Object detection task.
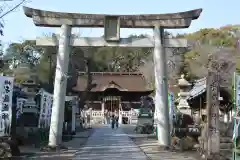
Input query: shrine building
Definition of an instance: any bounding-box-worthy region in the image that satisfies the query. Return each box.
[72,72,153,124]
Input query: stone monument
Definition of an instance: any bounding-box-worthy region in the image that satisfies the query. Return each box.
[21,78,39,114]
[23,6,202,148]
[205,56,221,159]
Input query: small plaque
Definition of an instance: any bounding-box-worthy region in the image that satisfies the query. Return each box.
[104,16,120,42]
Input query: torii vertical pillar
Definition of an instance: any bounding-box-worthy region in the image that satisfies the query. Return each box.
[153,27,170,146]
[48,24,71,147]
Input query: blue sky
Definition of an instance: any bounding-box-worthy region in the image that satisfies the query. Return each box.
[1,0,239,47]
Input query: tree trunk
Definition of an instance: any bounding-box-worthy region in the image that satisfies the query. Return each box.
[79,58,96,107]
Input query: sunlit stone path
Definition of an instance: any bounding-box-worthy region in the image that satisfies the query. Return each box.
[72,126,149,160]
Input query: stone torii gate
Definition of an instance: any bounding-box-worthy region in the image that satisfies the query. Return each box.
[23,6,202,148]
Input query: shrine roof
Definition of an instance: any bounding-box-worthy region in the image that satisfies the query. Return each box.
[187,77,230,101]
[187,77,206,100]
[72,72,151,92]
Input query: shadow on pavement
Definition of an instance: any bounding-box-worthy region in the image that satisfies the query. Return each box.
[14,128,95,160]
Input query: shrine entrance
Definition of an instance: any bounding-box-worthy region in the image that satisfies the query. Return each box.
[104,96,120,114]
[102,85,122,115]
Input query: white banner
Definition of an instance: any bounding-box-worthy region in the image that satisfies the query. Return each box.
[38,90,53,128]
[16,98,27,119]
[169,92,175,119]
[168,92,175,132]
[236,75,240,108]
[0,76,14,136]
[233,74,240,140]
[38,90,78,129]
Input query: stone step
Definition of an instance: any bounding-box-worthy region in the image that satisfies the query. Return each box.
[220,149,232,153]
[220,137,232,149]
[220,137,232,143]
[198,137,232,149]
[220,143,233,149]
[199,137,232,143]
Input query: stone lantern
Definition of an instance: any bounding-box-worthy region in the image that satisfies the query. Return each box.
[177,74,192,115]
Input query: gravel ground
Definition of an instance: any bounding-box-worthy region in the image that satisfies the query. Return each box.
[121,125,202,160]
[14,128,95,160]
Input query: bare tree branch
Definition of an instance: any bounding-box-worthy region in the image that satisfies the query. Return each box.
[0,0,27,18]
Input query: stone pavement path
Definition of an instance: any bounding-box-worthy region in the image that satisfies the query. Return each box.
[72,126,149,160]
